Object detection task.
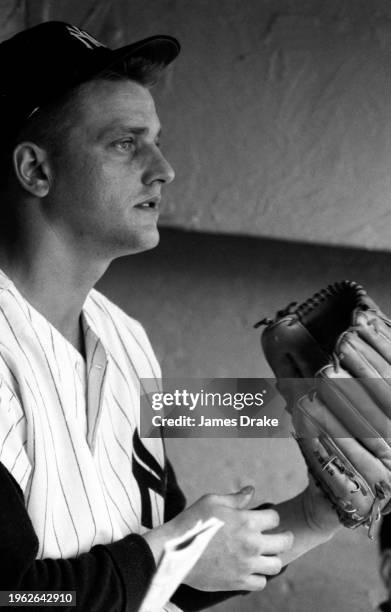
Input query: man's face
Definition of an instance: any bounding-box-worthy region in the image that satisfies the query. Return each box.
[45,78,175,259]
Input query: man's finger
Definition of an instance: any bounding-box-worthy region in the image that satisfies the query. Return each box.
[251,554,283,576]
[241,574,267,592]
[259,531,294,555]
[243,508,280,531]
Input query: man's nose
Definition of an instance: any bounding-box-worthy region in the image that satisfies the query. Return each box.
[142,149,175,186]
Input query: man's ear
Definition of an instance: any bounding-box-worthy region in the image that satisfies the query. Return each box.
[380,549,391,593]
[12,141,52,197]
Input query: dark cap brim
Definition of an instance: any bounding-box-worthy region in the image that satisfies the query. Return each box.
[108,35,180,68]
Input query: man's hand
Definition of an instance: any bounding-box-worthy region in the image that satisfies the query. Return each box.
[301,476,341,537]
[268,482,342,568]
[143,486,294,592]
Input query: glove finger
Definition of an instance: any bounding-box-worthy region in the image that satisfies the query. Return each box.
[276,378,314,413]
[337,331,391,418]
[262,319,328,378]
[354,310,391,362]
[339,330,391,377]
[294,394,391,494]
[317,366,391,460]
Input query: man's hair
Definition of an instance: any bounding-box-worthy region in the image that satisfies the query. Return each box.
[1,56,163,186]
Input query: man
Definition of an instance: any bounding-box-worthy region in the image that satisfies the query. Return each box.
[0,21,341,612]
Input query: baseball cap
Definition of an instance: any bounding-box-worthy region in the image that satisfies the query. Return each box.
[0,21,180,126]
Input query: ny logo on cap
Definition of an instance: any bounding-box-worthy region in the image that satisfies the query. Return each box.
[66,25,106,50]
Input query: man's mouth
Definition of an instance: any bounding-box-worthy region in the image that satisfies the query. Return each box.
[135,196,161,211]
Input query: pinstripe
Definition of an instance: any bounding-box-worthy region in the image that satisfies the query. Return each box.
[0,350,23,395]
[2,385,17,407]
[97,440,132,531]
[0,423,14,456]
[23,377,50,553]
[90,294,160,379]
[106,350,137,400]
[11,298,98,547]
[109,385,135,432]
[94,443,115,544]
[51,511,63,558]
[105,342,155,424]
[107,387,160,527]
[115,331,157,412]
[0,275,166,561]
[125,322,160,379]
[106,399,132,464]
[14,414,24,428]
[84,309,140,386]
[87,298,165,527]
[0,306,51,522]
[16,309,93,552]
[50,328,62,383]
[24,385,36,506]
[101,434,140,527]
[85,315,141,425]
[8,437,23,473]
[25,385,81,556]
[88,298,150,394]
[0,303,77,554]
[20,462,30,488]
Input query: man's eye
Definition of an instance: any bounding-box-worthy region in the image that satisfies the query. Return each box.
[114,139,135,152]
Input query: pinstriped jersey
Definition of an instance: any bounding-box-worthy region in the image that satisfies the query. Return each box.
[0,267,167,561]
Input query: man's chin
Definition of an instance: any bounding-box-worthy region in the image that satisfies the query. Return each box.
[125,227,160,255]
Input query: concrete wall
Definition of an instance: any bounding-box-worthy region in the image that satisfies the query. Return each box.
[97,229,391,611]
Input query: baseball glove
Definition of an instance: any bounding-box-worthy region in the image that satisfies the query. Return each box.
[255,280,391,538]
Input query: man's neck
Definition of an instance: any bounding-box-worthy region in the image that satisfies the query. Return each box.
[0,232,110,355]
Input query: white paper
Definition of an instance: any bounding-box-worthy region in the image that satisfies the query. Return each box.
[139,517,224,612]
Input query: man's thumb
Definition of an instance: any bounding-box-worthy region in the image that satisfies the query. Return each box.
[221,485,255,509]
